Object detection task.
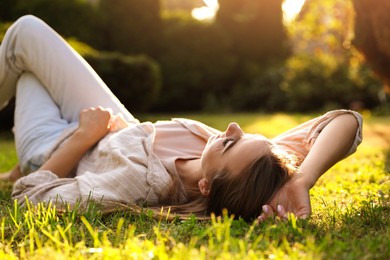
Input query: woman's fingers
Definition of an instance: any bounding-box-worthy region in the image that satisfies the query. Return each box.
[276,204,287,219]
[258,204,291,223]
[299,213,309,220]
[257,205,274,222]
[77,106,114,143]
[80,107,112,124]
[109,114,129,132]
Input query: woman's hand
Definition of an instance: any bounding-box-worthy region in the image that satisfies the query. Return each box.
[38,106,113,178]
[258,114,359,223]
[76,106,112,145]
[258,174,312,222]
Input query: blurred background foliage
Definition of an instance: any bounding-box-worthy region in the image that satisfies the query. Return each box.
[0,0,389,124]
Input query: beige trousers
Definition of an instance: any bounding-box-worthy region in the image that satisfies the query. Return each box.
[0,15,138,173]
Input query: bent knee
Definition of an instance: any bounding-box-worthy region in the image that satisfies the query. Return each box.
[14,15,47,36]
[15,14,41,26]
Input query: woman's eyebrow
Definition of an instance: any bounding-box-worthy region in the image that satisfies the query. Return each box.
[222,139,239,154]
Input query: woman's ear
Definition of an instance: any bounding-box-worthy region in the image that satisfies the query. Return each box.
[198,178,210,196]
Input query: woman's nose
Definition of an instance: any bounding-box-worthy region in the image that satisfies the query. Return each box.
[225,122,244,139]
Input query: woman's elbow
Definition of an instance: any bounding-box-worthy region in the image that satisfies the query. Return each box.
[334,113,359,136]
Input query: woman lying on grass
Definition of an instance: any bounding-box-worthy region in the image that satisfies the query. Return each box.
[0,15,362,222]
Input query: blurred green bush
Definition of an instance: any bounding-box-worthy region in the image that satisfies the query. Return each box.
[0,0,386,119]
[69,39,162,113]
[155,12,236,111]
[281,54,382,112]
[85,53,161,113]
[0,0,102,46]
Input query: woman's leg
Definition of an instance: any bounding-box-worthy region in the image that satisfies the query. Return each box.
[0,15,138,124]
[13,73,75,174]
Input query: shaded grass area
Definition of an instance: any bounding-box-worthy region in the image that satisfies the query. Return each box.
[0,112,389,259]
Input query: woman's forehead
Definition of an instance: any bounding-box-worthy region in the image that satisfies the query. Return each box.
[224,137,270,173]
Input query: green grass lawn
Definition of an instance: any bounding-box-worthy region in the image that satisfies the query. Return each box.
[0,112,389,259]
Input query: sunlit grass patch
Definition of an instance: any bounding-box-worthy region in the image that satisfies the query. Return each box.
[0,200,325,259]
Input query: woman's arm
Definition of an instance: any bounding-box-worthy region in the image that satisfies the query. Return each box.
[259,113,359,221]
[38,107,112,178]
[298,113,358,189]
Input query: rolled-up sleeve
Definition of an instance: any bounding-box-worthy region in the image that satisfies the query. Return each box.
[272,110,363,164]
[12,170,83,206]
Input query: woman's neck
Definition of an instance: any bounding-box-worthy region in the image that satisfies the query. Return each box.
[175,158,203,193]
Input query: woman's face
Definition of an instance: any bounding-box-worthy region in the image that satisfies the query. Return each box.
[201,122,271,178]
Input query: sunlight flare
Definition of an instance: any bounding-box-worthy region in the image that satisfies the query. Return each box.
[192,0,219,21]
[283,0,306,23]
[192,0,305,23]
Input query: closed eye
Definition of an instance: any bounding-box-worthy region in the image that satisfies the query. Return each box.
[222,138,237,153]
[222,138,234,147]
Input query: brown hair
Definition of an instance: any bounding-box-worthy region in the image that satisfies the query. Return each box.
[206,150,292,221]
[168,147,294,221]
